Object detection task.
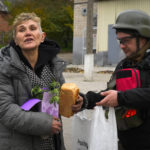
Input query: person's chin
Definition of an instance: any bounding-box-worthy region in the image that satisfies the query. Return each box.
[22,46,37,51]
[23,44,37,50]
[125,53,130,57]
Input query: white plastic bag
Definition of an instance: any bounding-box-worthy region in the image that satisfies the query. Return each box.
[72,110,92,150]
[89,106,118,150]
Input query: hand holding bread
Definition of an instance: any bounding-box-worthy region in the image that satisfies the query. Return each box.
[59,83,80,117]
[72,95,83,113]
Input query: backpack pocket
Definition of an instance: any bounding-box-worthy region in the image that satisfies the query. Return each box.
[116,68,141,91]
[115,68,143,131]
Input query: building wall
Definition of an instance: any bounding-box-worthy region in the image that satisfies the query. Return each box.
[73,0,87,64]
[0,13,11,43]
[73,0,88,37]
[95,0,150,65]
[73,0,97,65]
[0,1,11,44]
[97,0,150,52]
[0,13,10,32]
[0,12,11,44]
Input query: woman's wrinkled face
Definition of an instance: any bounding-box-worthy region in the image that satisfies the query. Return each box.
[15,20,45,51]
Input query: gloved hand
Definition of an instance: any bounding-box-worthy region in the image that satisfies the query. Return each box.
[86,91,105,109]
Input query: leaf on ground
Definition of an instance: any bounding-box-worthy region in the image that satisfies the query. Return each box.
[64,67,84,73]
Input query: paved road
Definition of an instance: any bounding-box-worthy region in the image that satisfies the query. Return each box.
[62,67,114,150]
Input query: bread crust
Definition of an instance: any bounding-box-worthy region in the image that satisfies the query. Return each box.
[59,83,79,117]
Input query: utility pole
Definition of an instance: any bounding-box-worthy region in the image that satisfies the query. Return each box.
[84,0,94,81]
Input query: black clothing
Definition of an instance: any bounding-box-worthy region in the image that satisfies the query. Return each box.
[84,51,150,150]
[10,38,60,77]
[84,91,105,109]
[116,52,150,150]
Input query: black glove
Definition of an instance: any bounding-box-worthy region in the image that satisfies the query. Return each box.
[86,91,105,109]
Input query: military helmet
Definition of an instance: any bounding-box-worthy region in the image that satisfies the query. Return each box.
[113,10,150,38]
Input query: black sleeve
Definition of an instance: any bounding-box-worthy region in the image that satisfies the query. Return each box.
[80,60,123,109]
[118,88,150,109]
[80,91,105,109]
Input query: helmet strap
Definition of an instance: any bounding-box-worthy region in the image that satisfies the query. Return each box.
[128,39,150,64]
[136,37,140,52]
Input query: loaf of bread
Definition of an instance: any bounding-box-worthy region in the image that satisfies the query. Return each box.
[59,83,79,118]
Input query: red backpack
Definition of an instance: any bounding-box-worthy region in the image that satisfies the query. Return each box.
[116,68,141,91]
[115,68,143,130]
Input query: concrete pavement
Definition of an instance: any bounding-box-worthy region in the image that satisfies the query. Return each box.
[62,66,115,150]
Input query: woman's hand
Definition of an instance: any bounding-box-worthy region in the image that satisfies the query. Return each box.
[96,90,118,107]
[72,95,83,113]
[51,117,62,134]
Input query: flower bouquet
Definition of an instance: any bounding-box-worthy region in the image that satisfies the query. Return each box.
[21,80,60,118]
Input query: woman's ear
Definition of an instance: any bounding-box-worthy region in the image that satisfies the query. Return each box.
[41,32,46,43]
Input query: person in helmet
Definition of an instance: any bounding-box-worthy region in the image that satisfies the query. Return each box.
[72,10,150,150]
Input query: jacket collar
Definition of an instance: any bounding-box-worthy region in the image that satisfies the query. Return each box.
[120,50,150,69]
[10,38,60,70]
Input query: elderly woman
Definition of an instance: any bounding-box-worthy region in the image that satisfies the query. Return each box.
[0,12,68,150]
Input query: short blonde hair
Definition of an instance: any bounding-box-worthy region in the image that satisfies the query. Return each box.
[13,12,42,38]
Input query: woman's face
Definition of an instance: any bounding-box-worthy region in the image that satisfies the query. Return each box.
[15,20,45,51]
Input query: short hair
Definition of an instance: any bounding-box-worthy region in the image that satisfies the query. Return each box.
[116,29,150,40]
[116,29,139,37]
[12,12,42,38]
